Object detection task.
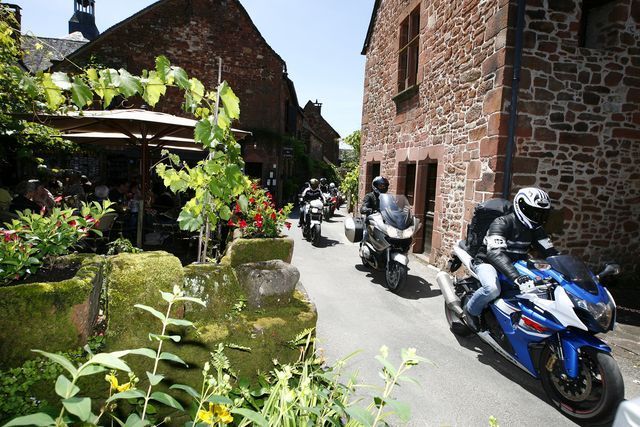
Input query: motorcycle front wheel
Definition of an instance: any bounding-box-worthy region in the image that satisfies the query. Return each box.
[385,261,407,292]
[540,345,624,424]
[312,224,321,246]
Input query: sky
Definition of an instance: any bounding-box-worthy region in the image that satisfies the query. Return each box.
[10,0,373,140]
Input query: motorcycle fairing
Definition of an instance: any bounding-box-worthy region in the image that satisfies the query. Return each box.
[392,252,409,266]
[558,329,611,378]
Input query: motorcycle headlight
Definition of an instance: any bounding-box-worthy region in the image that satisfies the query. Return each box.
[386,225,402,238]
[311,208,319,213]
[567,292,614,331]
[401,227,414,239]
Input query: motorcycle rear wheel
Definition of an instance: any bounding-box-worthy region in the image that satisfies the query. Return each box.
[540,345,624,425]
[385,261,407,292]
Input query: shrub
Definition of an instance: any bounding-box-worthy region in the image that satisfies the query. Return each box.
[0,201,112,286]
[229,182,293,238]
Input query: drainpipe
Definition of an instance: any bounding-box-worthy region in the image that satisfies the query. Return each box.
[502,0,527,199]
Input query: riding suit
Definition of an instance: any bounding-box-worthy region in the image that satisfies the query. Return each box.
[466,212,559,317]
[300,187,324,227]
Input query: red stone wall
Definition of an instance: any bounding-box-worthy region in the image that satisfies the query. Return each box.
[302,101,340,164]
[361,0,512,265]
[513,0,640,270]
[362,0,639,271]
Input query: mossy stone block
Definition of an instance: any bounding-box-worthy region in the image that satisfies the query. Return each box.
[182,263,244,322]
[106,251,184,348]
[0,254,104,368]
[220,237,294,267]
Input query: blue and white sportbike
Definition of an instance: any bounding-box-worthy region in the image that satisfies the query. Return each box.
[437,241,625,424]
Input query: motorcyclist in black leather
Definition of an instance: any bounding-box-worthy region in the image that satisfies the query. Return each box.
[464,187,559,331]
[299,178,324,227]
[360,176,389,216]
[360,176,389,242]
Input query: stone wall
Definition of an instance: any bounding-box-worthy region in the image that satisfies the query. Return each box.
[512,0,640,269]
[361,0,511,265]
[361,0,639,271]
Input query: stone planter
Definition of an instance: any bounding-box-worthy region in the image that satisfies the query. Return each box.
[235,260,300,308]
[0,254,105,368]
[221,237,294,267]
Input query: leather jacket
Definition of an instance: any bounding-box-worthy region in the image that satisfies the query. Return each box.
[360,192,379,215]
[302,187,324,203]
[476,212,558,282]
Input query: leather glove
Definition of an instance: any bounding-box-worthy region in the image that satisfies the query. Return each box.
[515,275,536,293]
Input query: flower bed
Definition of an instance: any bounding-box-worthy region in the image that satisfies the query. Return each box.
[0,254,105,368]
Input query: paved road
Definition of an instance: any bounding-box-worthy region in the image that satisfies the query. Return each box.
[283,206,640,427]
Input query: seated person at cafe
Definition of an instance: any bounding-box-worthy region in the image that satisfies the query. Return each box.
[10,180,43,213]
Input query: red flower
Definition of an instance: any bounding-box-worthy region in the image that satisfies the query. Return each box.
[285,222,291,230]
[68,220,77,227]
[270,212,276,220]
[228,219,235,227]
[239,219,247,228]
[251,183,258,190]
[254,213,263,222]
[249,197,255,204]
[234,203,242,213]
[256,220,263,228]
[3,230,18,242]
[54,196,63,203]
[262,201,269,208]
[85,215,95,223]
[266,192,273,200]
[40,205,46,215]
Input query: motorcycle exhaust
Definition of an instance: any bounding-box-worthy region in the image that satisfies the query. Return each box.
[437,271,463,317]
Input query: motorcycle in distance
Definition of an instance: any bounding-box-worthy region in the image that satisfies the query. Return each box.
[299,197,323,246]
[345,194,420,292]
[437,243,625,424]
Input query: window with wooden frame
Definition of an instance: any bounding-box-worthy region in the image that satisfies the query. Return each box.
[405,163,416,205]
[398,6,420,93]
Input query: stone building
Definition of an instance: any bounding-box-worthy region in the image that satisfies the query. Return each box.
[360,0,639,272]
[35,0,338,204]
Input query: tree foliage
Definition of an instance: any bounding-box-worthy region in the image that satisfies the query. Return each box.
[340,130,361,209]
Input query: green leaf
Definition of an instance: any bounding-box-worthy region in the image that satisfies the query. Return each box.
[62,397,92,422]
[90,353,131,372]
[41,73,65,110]
[219,81,240,120]
[149,391,184,410]
[174,296,207,306]
[238,195,249,212]
[86,68,99,84]
[51,71,72,90]
[146,371,164,386]
[123,413,150,427]
[155,55,171,83]
[344,405,374,426]
[148,333,181,342]
[189,78,205,104]
[385,399,411,422]
[55,374,79,398]
[126,348,157,359]
[177,210,203,231]
[375,355,397,377]
[205,395,233,405]
[118,69,143,97]
[158,352,187,366]
[33,350,77,377]
[134,304,166,322]
[106,389,146,404]
[219,205,232,221]
[160,291,174,303]
[71,77,93,108]
[231,408,268,427]
[165,318,194,327]
[171,66,189,89]
[2,413,55,426]
[143,74,166,107]
[169,383,199,399]
[194,118,214,147]
[77,364,107,377]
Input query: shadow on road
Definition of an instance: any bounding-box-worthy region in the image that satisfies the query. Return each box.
[315,236,341,248]
[354,264,442,300]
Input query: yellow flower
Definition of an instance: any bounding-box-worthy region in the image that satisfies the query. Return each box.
[213,404,233,424]
[105,373,132,392]
[196,403,233,425]
[196,403,215,425]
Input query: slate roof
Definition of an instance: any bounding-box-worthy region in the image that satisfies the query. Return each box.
[21,33,88,73]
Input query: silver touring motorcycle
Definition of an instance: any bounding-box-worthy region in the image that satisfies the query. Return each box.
[345,194,420,291]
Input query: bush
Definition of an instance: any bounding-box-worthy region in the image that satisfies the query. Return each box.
[228,182,292,238]
[0,201,112,286]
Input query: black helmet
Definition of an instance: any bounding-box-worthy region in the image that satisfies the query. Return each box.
[513,187,552,229]
[309,178,319,190]
[320,178,327,185]
[304,181,310,188]
[372,176,389,195]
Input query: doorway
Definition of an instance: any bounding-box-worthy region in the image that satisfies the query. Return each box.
[245,162,263,182]
[422,162,438,253]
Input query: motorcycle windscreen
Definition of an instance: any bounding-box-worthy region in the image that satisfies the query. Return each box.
[546,254,598,294]
[379,194,413,230]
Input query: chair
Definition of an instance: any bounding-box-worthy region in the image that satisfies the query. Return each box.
[85,212,118,253]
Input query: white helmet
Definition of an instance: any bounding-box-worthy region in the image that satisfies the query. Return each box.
[513,187,552,229]
[329,183,335,189]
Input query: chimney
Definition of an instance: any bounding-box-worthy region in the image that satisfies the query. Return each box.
[313,99,322,113]
[69,0,99,41]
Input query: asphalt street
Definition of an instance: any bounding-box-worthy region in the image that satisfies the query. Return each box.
[282,205,640,427]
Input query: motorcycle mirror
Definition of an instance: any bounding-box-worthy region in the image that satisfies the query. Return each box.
[597,263,621,280]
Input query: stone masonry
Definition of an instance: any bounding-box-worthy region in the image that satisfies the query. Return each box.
[361,0,639,272]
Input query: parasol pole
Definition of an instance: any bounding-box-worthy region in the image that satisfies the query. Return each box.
[198,57,222,262]
[137,127,149,248]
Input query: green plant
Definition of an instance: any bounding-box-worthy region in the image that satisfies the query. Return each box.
[340,130,361,210]
[228,182,293,238]
[106,236,141,255]
[0,200,113,285]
